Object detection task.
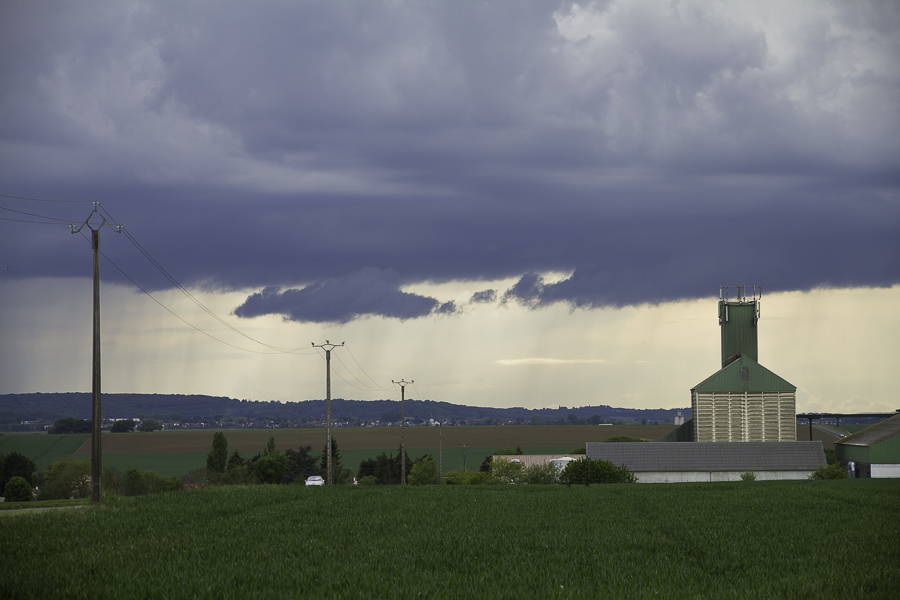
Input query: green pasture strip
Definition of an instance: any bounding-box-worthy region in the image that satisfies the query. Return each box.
[2,480,897,599]
[72,452,206,478]
[0,434,91,471]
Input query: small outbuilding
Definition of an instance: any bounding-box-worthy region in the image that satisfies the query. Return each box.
[585,441,825,483]
[834,413,900,478]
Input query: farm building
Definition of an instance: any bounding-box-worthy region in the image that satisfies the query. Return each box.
[493,454,584,468]
[834,413,900,478]
[586,441,825,483]
[665,286,797,442]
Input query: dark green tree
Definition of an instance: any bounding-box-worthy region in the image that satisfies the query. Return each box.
[226,450,245,472]
[123,467,148,496]
[283,445,317,483]
[319,438,344,483]
[138,418,163,432]
[373,452,396,485]
[206,431,228,474]
[48,417,92,434]
[560,457,637,485]
[111,419,136,433]
[5,476,32,502]
[357,457,377,480]
[2,451,37,494]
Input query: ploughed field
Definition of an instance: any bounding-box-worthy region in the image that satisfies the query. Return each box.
[2,479,897,599]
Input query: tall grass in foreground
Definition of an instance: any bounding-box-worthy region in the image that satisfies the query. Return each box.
[2,480,898,599]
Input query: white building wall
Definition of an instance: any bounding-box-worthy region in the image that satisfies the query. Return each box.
[870,464,900,478]
[634,470,814,483]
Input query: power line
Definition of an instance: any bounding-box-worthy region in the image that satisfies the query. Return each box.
[86,234,296,356]
[344,345,393,391]
[0,216,71,225]
[0,192,92,203]
[90,204,309,355]
[0,205,73,222]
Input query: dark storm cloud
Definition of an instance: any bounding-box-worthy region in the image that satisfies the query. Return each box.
[470,290,497,304]
[233,268,441,324]
[1,1,898,323]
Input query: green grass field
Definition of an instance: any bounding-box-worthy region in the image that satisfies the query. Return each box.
[1,480,897,598]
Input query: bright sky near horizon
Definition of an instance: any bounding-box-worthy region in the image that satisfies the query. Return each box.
[1,1,898,413]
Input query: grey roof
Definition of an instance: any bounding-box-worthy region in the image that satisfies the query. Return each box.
[836,413,900,448]
[585,442,825,472]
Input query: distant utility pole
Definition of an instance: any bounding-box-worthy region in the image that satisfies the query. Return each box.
[71,202,122,504]
[392,379,413,485]
[312,341,343,484]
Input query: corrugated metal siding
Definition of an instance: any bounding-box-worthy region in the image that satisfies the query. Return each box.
[719,301,758,368]
[835,444,871,463]
[871,435,900,463]
[692,390,795,442]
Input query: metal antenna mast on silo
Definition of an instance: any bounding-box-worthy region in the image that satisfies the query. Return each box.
[312,341,343,484]
[392,379,413,485]
[70,202,122,504]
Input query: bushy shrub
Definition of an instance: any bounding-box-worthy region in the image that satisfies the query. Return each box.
[740,471,757,481]
[809,463,848,480]
[560,457,637,485]
[40,458,92,499]
[5,476,32,502]
[222,465,254,485]
[442,468,491,485]
[357,475,377,486]
[254,452,287,484]
[602,436,651,443]
[490,457,524,484]
[408,459,439,485]
[123,467,182,495]
[521,462,558,485]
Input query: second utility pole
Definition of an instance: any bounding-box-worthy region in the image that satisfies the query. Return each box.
[71,202,122,504]
[312,341,343,484]
[392,379,413,485]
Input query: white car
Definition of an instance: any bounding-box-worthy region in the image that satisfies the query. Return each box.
[305,475,325,486]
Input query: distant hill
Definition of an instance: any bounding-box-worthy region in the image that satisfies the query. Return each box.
[0,392,690,428]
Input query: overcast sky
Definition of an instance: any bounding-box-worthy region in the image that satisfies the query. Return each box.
[1,1,898,414]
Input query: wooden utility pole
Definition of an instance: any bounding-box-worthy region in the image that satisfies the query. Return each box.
[392,379,413,485]
[312,341,343,484]
[71,202,121,503]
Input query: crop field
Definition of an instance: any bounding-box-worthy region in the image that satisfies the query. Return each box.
[2,479,897,599]
[0,433,90,471]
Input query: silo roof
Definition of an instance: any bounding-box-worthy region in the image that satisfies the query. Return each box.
[693,354,795,393]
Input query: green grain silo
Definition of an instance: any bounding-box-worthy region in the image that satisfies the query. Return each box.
[690,286,797,442]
